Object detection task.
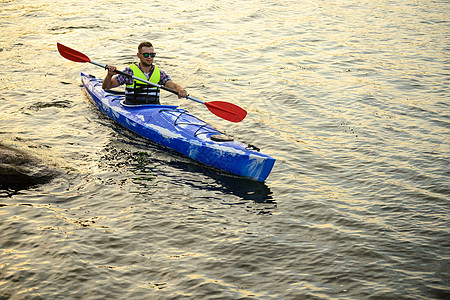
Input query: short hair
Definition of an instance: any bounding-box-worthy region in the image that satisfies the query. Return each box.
[138,41,153,52]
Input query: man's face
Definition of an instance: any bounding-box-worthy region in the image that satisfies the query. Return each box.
[139,46,155,67]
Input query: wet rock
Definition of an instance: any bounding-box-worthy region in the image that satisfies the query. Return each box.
[0,143,55,191]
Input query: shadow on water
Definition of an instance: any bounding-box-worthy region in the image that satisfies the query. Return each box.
[169,160,275,203]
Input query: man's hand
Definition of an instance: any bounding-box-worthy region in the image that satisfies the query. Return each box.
[177,88,188,99]
[106,65,117,77]
[102,65,120,90]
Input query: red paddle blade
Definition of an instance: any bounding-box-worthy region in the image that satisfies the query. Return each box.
[205,101,247,123]
[57,43,91,63]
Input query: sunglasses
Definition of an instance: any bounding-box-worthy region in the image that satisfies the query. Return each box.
[141,52,156,58]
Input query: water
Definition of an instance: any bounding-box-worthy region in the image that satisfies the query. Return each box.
[1,0,449,298]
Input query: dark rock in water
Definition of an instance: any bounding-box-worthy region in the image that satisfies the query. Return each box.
[0,143,56,191]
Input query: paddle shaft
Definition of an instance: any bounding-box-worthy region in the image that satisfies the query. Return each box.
[56,42,246,122]
[90,61,204,104]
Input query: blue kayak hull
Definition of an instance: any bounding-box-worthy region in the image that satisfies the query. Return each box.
[81,72,275,181]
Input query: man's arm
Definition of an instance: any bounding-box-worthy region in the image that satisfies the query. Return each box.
[165,80,187,99]
[102,66,120,90]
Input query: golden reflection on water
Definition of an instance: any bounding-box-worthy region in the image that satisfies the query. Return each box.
[1,0,449,299]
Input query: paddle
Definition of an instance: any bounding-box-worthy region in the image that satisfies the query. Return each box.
[57,43,247,123]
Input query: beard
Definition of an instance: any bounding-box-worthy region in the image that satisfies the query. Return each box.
[141,60,152,67]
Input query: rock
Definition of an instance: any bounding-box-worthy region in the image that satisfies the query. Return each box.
[0,143,55,191]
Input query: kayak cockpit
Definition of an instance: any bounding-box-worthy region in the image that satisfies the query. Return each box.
[120,100,178,110]
[157,107,229,139]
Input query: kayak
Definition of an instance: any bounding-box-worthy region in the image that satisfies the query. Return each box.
[81,72,275,181]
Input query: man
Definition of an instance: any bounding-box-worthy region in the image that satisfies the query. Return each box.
[102,41,187,104]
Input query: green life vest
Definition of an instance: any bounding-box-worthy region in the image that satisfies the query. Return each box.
[125,63,161,104]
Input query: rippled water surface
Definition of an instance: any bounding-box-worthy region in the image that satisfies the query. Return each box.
[1,0,449,299]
